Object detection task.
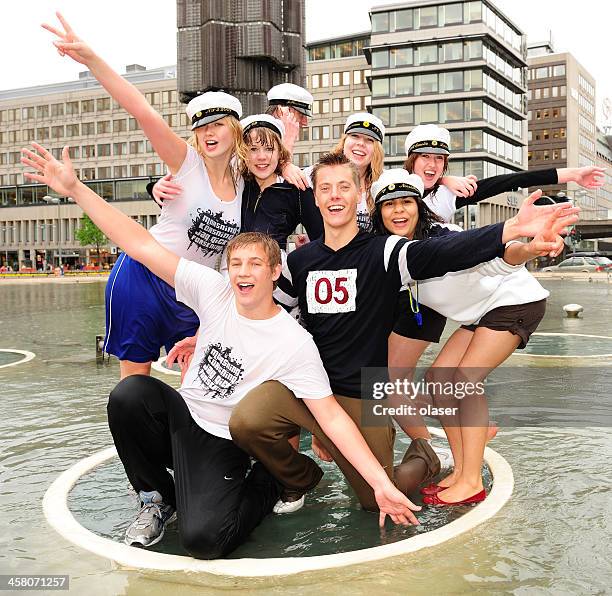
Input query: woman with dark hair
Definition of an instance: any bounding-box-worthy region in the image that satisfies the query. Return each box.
[371,167,578,505]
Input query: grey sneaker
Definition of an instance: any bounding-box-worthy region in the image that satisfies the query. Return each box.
[124,490,176,548]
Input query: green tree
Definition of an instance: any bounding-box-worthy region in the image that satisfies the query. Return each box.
[74,214,107,266]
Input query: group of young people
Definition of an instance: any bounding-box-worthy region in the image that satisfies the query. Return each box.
[25,13,603,559]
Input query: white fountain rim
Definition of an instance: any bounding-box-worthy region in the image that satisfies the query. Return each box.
[42,428,514,578]
[0,349,36,369]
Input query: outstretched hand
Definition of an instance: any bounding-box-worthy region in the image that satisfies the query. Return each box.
[525,207,578,258]
[375,483,421,527]
[512,190,581,239]
[574,166,606,189]
[42,12,96,65]
[152,173,183,206]
[21,143,78,197]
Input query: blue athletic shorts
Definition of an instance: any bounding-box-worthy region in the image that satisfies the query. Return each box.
[103,253,200,363]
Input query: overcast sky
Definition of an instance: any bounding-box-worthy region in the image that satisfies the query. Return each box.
[2,0,610,126]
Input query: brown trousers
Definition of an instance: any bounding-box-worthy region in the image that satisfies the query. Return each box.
[229,381,440,511]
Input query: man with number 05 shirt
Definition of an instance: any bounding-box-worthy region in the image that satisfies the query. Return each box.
[229,151,576,511]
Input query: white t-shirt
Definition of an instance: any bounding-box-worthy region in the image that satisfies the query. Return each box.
[423,185,457,223]
[150,145,244,269]
[174,258,332,439]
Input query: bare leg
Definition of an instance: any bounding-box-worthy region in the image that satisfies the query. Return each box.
[120,359,152,380]
[388,332,431,440]
[427,328,474,487]
[438,327,520,502]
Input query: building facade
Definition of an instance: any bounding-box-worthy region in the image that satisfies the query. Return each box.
[177,0,306,115]
[293,32,371,168]
[527,42,600,220]
[0,66,191,270]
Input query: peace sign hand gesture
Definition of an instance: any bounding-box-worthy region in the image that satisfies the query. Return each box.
[42,12,96,65]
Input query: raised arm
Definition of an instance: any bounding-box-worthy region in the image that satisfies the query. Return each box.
[22,143,178,286]
[453,165,605,208]
[401,190,579,281]
[42,13,186,173]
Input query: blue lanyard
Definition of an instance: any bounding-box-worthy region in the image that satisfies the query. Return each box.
[408,283,422,327]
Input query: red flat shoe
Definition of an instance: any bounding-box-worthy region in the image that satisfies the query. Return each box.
[420,483,448,496]
[423,489,486,506]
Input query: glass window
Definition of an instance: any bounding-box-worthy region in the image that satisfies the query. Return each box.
[535,67,548,79]
[372,78,389,97]
[342,71,350,86]
[96,97,110,111]
[113,119,127,133]
[51,125,64,139]
[353,96,364,111]
[414,103,438,124]
[442,71,463,92]
[82,145,95,158]
[394,9,413,30]
[440,3,463,25]
[97,121,110,134]
[321,73,330,87]
[391,104,414,126]
[466,40,483,60]
[372,106,390,126]
[440,101,464,122]
[97,166,111,179]
[130,141,144,154]
[443,42,463,61]
[466,1,482,22]
[372,50,389,69]
[309,46,329,61]
[66,101,79,116]
[129,118,139,131]
[81,122,95,135]
[553,64,566,77]
[337,41,354,58]
[81,99,94,113]
[416,73,438,94]
[466,99,483,120]
[311,74,320,89]
[114,165,127,178]
[390,47,413,67]
[466,69,482,90]
[332,98,341,113]
[450,130,464,151]
[352,71,361,85]
[66,124,80,137]
[36,127,49,140]
[97,143,111,157]
[417,6,437,28]
[36,105,49,119]
[342,98,351,112]
[371,12,389,32]
[418,45,438,65]
[113,142,127,155]
[332,72,340,86]
[467,129,483,150]
[332,125,342,138]
[395,75,413,96]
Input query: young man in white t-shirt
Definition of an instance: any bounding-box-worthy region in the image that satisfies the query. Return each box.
[22,143,419,559]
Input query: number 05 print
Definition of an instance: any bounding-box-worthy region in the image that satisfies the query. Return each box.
[306,269,357,314]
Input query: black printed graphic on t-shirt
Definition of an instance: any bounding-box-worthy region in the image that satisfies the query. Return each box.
[187,208,240,256]
[197,342,245,398]
[356,211,372,232]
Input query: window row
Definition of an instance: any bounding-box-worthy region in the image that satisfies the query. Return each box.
[308,69,369,89]
[528,64,566,80]
[371,2,522,52]
[579,154,595,168]
[371,39,524,87]
[371,39,484,69]
[527,85,567,100]
[0,91,179,124]
[445,158,518,181]
[527,106,567,120]
[528,148,567,161]
[372,99,523,139]
[528,127,567,141]
[383,128,522,164]
[311,96,371,115]
[570,88,595,116]
[307,37,367,61]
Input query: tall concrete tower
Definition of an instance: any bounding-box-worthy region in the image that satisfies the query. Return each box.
[177,0,306,114]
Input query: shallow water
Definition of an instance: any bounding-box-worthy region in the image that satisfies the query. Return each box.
[1,278,611,594]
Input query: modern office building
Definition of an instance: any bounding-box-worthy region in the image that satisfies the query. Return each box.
[527,41,599,219]
[367,0,528,228]
[0,66,191,270]
[177,0,306,115]
[292,32,371,168]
